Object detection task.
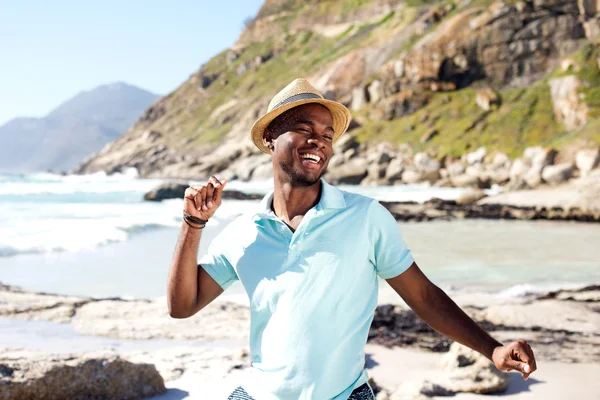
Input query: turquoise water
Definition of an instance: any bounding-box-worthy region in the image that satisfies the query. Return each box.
[1,172,599,299]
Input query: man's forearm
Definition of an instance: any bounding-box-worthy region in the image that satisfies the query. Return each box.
[167,222,203,317]
[412,284,502,360]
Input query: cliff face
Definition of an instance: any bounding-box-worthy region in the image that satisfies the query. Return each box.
[73,0,600,185]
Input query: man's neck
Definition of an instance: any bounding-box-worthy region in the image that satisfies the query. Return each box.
[272,178,321,224]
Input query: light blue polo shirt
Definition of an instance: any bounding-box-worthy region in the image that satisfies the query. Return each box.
[199,180,414,400]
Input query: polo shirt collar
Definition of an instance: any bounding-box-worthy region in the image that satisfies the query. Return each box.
[256,179,346,219]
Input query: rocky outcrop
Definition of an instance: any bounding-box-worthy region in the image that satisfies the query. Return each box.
[143,182,263,201]
[549,76,589,130]
[0,349,165,400]
[72,0,598,183]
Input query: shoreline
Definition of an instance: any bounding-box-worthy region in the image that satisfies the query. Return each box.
[1,282,599,399]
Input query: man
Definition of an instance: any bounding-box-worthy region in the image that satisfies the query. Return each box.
[167,78,537,400]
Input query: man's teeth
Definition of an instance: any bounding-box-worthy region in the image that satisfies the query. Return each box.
[302,154,321,163]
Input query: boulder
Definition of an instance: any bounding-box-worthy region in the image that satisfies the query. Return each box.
[351,87,368,111]
[549,76,589,130]
[542,162,575,185]
[401,168,425,184]
[575,148,600,176]
[456,188,487,205]
[0,350,165,400]
[583,18,600,39]
[413,153,441,173]
[334,134,359,153]
[250,162,274,180]
[465,147,487,166]
[509,158,530,179]
[446,162,465,177]
[524,166,543,188]
[436,343,508,394]
[450,174,483,188]
[475,88,500,111]
[531,148,556,169]
[143,181,188,201]
[490,152,510,169]
[367,80,384,104]
[578,0,598,17]
[385,158,405,182]
[326,158,369,184]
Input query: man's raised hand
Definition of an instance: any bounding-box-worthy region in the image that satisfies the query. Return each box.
[184,176,227,221]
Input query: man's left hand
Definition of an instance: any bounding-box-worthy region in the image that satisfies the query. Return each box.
[492,340,537,380]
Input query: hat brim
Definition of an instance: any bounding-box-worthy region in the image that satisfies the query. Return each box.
[250,98,352,154]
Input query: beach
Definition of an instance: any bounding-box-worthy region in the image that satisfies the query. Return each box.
[1,172,599,399]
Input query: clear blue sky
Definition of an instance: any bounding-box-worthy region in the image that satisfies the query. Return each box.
[0,0,265,125]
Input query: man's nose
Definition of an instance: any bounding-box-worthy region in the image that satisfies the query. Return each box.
[306,134,327,148]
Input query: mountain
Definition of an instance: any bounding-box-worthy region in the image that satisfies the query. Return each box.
[74,0,600,188]
[0,82,159,173]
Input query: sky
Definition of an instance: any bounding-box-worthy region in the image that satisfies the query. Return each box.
[0,0,265,125]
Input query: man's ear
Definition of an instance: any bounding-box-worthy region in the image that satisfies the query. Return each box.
[263,128,274,152]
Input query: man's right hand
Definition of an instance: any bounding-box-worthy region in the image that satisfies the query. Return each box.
[184,176,227,221]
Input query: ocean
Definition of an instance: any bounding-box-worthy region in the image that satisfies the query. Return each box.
[1,170,599,300]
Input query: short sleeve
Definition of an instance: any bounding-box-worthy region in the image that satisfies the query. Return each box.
[368,200,415,279]
[198,228,238,290]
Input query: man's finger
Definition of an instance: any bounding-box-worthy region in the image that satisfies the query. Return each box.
[214,179,227,205]
[206,182,215,208]
[502,358,530,375]
[199,185,208,211]
[194,185,205,211]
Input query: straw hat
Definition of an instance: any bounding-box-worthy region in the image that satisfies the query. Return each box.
[250,78,352,153]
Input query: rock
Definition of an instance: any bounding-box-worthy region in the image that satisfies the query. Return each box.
[549,76,588,130]
[325,158,369,185]
[575,148,600,176]
[465,147,487,166]
[509,158,530,179]
[560,58,577,72]
[413,153,440,173]
[142,130,162,143]
[456,188,486,205]
[475,88,500,111]
[368,80,384,104]
[542,162,575,185]
[0,350,165,400]
[143,182,188,201]
[420,129,439,143]
[578,0,598,18]
[351,87,368,110]
[451,174,483,188]
[524,166,543,188]
[465,164,485,177]
[584,18,600,39]
[531,148,556,169]
[401,169,425,184]
[334,134,359,153]
[394,60,405,77]
[250,162,274,180]
[446,162,465,177]
[523,146,543,162]
[435,343,508,394]
[385,158,405,182]
[364,163,387,184]
[488,169,510,185]
[490,152,510,169]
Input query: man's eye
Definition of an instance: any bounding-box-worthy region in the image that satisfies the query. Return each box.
[324,136,333,141]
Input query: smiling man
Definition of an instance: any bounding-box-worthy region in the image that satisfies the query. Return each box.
[167,79,537,400]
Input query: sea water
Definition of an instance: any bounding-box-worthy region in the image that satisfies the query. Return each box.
[1,171,599,299]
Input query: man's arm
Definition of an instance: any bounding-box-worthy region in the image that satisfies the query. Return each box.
[167,176,226,319]
[386,262,537,380]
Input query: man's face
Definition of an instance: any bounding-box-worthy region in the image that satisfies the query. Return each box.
[265,103,334,187]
